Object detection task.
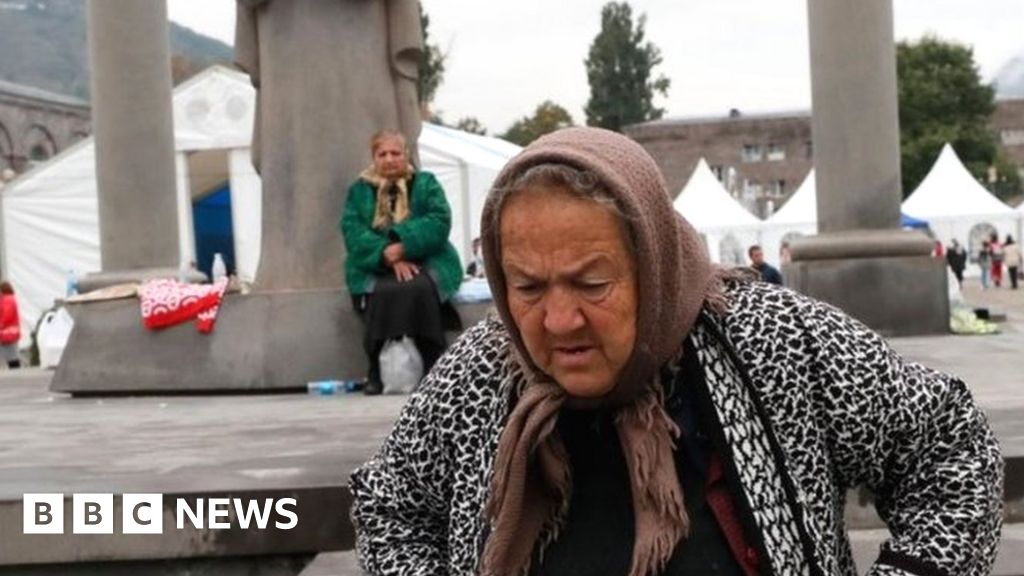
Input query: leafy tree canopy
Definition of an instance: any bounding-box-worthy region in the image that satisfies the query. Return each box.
[417,3,445,106]
[584,2,670,132]
[502,101,574,146]
[455,117,487,135]
[898,36,1020,198]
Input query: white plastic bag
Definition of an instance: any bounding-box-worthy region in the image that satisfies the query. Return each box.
[946,267,964,307]
[378,336,423,395]
[37,307,75,369]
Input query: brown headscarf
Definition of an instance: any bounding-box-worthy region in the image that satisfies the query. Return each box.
[479,127,720,576]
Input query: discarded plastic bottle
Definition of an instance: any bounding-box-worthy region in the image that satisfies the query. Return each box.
[306,380,362,395]
[307,380,338,395]
[211,253,228,282]
[65,270,78,297]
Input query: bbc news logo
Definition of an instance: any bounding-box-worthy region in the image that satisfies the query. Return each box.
[23,494,298,534]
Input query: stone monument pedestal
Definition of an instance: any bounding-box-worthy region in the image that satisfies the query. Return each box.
[50,289,492,395]
[783,230,949,337]
[77,267,208,293]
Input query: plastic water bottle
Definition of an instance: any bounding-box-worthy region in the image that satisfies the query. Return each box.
[306,381,337,395]
[211,253,227,282]
[65,270,78,297]
[306,380,343,395]
[306,380,361,395]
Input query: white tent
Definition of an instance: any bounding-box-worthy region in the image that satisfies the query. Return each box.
[0,65,520,346]
[417,123,521,263]
[901,143,1021,268]
[673,158,762,265]
[1018,201,1024,245]
[761,169,817,266]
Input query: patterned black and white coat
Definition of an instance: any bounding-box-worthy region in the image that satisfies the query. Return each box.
[350,280,1003,576]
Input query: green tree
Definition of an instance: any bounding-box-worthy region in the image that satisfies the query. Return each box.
[418,3,445,106]
[502,101,574,146]
[898,36,1020,198]
[455,117,487,135]
[584,2,670,132]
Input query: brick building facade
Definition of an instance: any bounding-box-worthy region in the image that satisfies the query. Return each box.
[991,98,1024,181]
[626,99,1024,217]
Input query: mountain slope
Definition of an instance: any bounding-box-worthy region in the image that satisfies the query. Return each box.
[0,0,233,100]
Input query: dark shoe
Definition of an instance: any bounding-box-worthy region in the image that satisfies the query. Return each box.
[363,379,383,396]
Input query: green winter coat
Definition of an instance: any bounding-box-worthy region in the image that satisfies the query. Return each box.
[340,171,463,301]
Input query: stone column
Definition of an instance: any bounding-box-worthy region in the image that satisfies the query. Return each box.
[785,0,947,337]
[87,0,179,272]
[807,0,902,233]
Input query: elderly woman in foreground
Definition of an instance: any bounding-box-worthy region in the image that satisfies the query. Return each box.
[350,128,1002,576]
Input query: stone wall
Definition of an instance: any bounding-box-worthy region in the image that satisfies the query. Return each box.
[0,80,91,175]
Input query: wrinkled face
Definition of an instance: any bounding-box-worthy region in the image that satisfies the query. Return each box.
[749,248,765,266]
[500,186,637,397]
[372,137,407,179]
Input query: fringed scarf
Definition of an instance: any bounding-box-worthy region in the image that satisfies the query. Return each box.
[479,127,724,576]
[360,164,415,230]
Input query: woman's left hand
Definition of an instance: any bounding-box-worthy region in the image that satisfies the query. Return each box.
[392,260,421,282]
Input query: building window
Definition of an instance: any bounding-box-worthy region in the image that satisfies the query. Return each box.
[767,143,786,161]
[1002,129,1024,146]
[710,164,724,181]
[805,140,814,159]
[741,179,761,200]
[741,144,762,163]
[769,179,786,197]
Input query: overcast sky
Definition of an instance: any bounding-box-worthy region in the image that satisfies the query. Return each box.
[167,0,1024,134]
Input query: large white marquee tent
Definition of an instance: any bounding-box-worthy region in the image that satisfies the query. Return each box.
[0,66,520,344]
[901,143,1022,261]
[760,169,817,266]
[673,158,762,265]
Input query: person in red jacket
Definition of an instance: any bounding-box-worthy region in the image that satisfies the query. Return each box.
[0,281,21,369]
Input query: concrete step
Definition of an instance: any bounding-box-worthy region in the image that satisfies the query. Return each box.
[851,523,1024,576]
[299,551,362,576]
[0,374,406,567]
[299,526,1024,576]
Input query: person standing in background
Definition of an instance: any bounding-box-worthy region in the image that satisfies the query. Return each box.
[945,239,967,287]
[779,241,792,265]
[978,240,991,290]
[989,232,1004,288]
[748,244,783,285]
[0,282,21,369]
[1005,235,1021,291]
[465,237,486,279]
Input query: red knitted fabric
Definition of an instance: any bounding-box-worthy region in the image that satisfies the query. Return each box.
[139,278,229,333]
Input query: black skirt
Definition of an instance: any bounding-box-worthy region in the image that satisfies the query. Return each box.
[353,272,447,382]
